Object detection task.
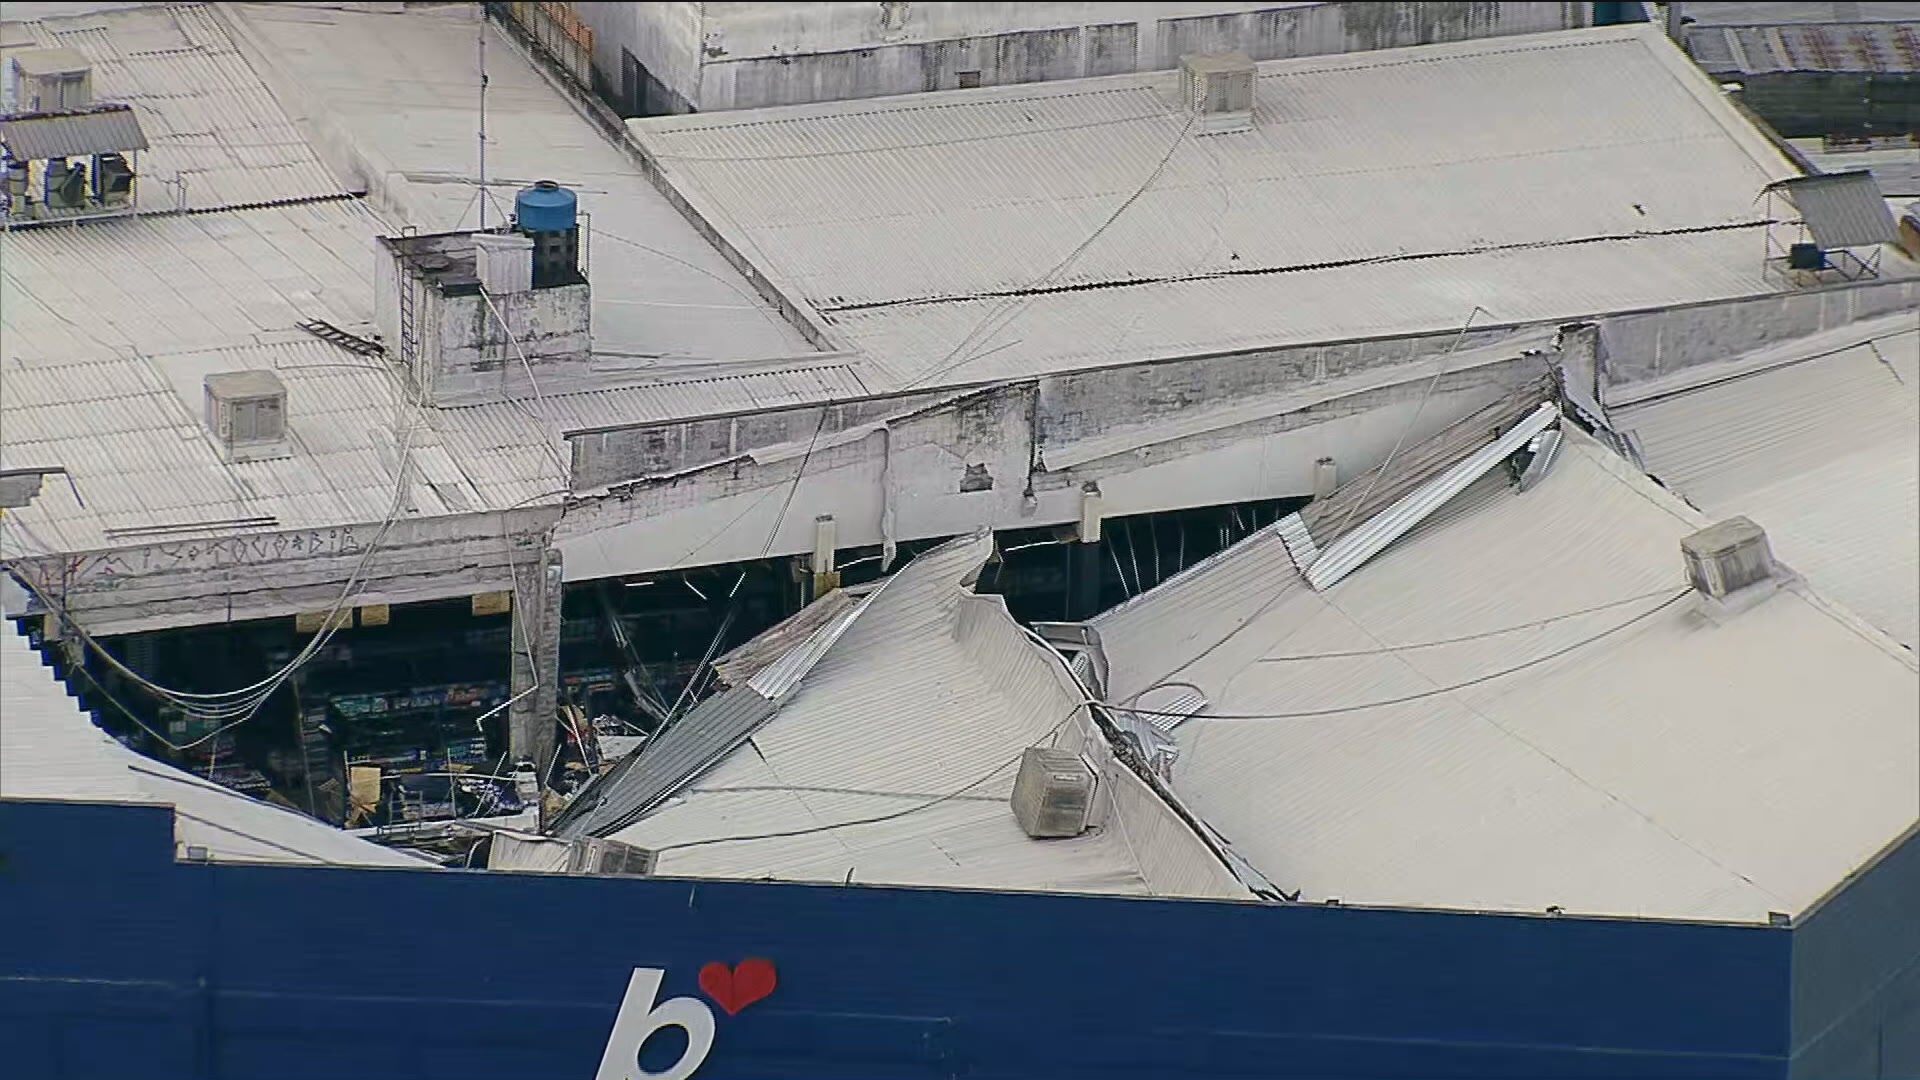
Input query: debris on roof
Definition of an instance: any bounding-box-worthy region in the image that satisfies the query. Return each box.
[557,533,1250,899]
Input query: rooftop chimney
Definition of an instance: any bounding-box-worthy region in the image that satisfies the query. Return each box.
[1681,516,1775,604]
[1179,51,1255,135]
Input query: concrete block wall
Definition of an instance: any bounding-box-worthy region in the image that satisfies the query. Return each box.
[418,282,593,407]
[579,2,1591,114]
[1596,278,1920,389]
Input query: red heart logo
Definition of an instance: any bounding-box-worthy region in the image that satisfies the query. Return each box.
[698,957,777,1016]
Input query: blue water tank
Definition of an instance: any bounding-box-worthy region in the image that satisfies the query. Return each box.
[515,180,577,233]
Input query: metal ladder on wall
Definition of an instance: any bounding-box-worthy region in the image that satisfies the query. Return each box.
[396,225,420,372]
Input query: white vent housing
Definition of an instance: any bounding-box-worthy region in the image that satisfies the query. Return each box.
[572,836,656,877]
[12,49,93,113]
[473,231,534,295]
[488,831,656,877]
[1179,51,1255,135]
[1011,747,1095,839]
[1682,516,1774,600]
[204,370,290,463]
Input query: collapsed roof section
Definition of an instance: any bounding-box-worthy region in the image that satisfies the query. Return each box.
[0,620,427,868]
[553,533,1253,900]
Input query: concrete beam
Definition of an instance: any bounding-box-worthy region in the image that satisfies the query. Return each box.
[555,356,1546,580]
[9,507,561,638]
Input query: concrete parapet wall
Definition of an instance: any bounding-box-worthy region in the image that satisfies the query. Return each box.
[1597,278,1920,390]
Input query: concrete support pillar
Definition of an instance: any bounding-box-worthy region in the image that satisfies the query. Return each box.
[1313,457,1338,500]
[1071,483,1105,620]
[809,514,840,601]
[509,546,564,781]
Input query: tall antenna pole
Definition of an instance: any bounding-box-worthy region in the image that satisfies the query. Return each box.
[478,10,489,229]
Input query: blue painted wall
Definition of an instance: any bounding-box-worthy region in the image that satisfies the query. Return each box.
[1791,823,1920,1078]
[0,798,1792,1079]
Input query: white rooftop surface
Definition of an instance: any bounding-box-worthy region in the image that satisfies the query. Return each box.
[605,534,1246,900]
[0,620,424,867]
[0,3,868,558]
[631,24,1825,388]
[0,194,867,554]
[1615,314,1919,651]
[225,1,815,363]
[1090,429,1920,923]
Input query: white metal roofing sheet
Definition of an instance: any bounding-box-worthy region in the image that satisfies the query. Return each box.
[0,186,860,553]
[1090,430,1919,922]
[227,0,817,361]
[633,24,1808,386]
[0,196,505,552]
[605,534,1245,898]
[829,228,1788,385]
[0,103,148,158]
[10,3,350,211]
[0,621,423,867]
[1616,322,1919,650]
[1767,170,1900,248]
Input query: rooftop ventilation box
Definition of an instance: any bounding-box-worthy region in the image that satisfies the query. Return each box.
[12,48,93,113]
[1012,747,1096,839]
[1682,516,1778,615]
[1179,51,1255,135]
[204,370,291,463]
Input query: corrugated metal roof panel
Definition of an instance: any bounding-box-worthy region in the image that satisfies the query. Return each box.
[1089,430,1918,922]
[1617,321,1919,649]
[597,534,1245,898]
[14,3,349,211]
[634,24,1808,387]
[0,621,422,867]
[0,103,148,158]
[1302,403,1558,590]
[549,686,780,840]
[1688,22,1920,75]
[226,0,816,359]
[1683,4,1920,26]
[711,587,866,688]
[1766,170,1900,247]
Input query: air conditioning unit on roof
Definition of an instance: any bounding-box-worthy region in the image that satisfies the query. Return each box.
[1179,51,1255,135]
[203,370,291,463]
[1011,747,1095,839]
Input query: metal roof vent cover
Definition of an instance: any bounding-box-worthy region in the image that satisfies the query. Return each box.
[203,370,290,463]
[1681,516,1775,601]
[11,49,93,113]
[572,836,656,877]
[1011,747,1096,839]
[1179,51,1255,135]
